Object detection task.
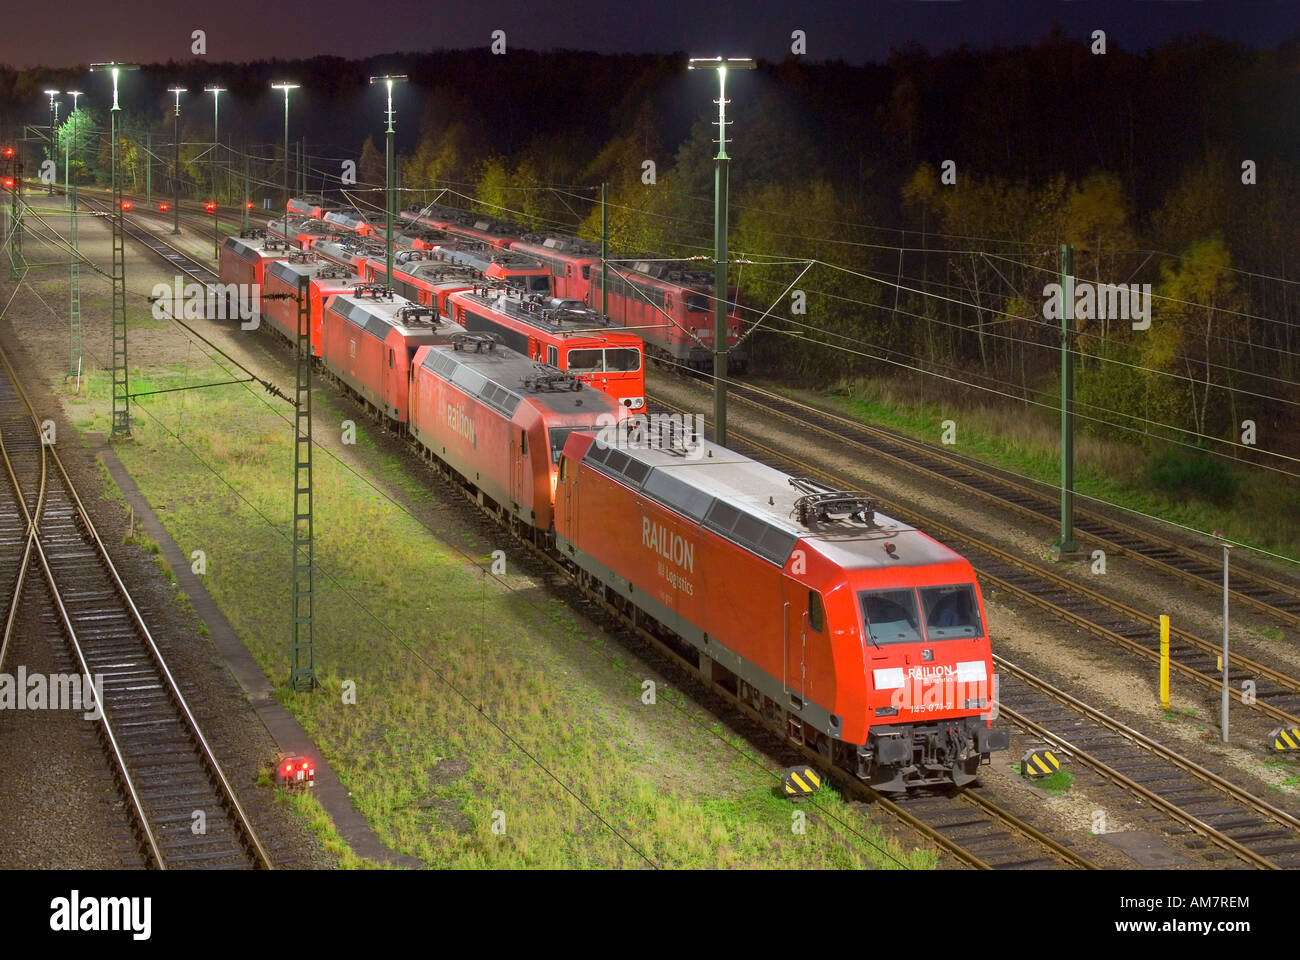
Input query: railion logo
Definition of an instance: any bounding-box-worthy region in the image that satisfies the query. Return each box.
[643,517,695,573]
[446,402,476,447]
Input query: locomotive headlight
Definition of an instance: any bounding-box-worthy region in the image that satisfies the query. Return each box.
[872,667,904,690]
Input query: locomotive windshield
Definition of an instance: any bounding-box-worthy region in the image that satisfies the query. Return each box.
[529,275,551,293]
[565,348,641,373]
[859,589,922,645]
[920,584,983,640]
[605,348,641,372]
[859,584,985,645]
[685,293,711,313]
[548,426,596,463]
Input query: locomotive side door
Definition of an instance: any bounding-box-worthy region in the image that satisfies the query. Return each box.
[511,428,526,511]
[559,455,573,541]
[782,582,805,703]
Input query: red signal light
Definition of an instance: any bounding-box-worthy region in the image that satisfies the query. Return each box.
[2,147,13,158]
[159,202,169,211]
[2,178,13,190]
[205,201,216,213]
[120,200,132,211]
[245,202,253,209]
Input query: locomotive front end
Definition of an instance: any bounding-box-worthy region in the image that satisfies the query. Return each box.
[856,575,1008,791]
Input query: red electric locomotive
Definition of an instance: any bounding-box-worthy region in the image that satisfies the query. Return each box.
[447,287,645,410]
[420,239,551,293]
[509,232,601,301]
[268,213,343,251]
[553,425,1008,791]
[362,251,480,315]
[219,231,295,290]
[262,255,356,356]
[408,339,629,533]
[313,235,382,276]
[286,195,340,220]
[320,287,465,426]
[323,208,377,237]
[591,258,747,371]
[403,201,521,249]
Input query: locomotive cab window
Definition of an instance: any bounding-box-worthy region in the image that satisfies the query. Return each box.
[808,591,824,633]
[388,348,395,369]
[547,346,559,367]
[549,425,594,464]
[686,293,711,313]
[520,429,528,457]
[567,348,602,372]
[605,348,641,372]
[859,588,922,645]
[920,584,983,640]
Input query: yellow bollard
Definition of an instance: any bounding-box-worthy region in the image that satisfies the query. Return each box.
[1159,615,1170,710]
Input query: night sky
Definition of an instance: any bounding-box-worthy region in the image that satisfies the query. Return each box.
[6,0,1300,68]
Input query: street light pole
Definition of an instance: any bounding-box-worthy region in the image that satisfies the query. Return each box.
[91,61,140,439]
[168,86,185,234]
[67,89,83,377]
[45,90,60,196]
[688,56,755,448]
[208,88,227,261]
[271,83,299,216]
[205,85,225,198]
[369,75,407,294]
[64,90,80,209]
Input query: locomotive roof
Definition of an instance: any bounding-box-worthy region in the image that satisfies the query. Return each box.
[581,425,962,570]
[323,209,372,230]
[327,291,463,339]
[431,242,544,272]
[515,232,601,258]
[223,233,295,260]
[421,343,620,419]
[456,289,623,335]
[265,257,354,285]
[413,202,522,236]
[615,259,717,290]
[380,251,480,284]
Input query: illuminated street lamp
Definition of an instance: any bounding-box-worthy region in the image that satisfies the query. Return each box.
[206,85,226,260]
[271,82,299,214]
[64,90,81,208]
[90,61,141,440]
[168,86,186,234]
[44,90,60,195]
[369,74,407,293]
[687,56,755,446]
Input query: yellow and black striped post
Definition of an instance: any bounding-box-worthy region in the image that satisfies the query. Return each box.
[1269,727,1300,752]
[1021,748,1062,780]
[782,765,822,798]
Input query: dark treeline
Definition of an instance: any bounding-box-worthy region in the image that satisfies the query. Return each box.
[4,30,1299,473]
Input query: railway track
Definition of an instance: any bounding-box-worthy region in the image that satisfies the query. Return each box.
[74,194,221,285]
[462,455,1100,871]
[650,395,1300,730]
[53,189,1112,869]
[997,657,1300,869]
[0,343,272,869]
[650,376,1300,629]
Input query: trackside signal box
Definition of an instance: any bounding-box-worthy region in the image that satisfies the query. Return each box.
[277,753,315,789]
